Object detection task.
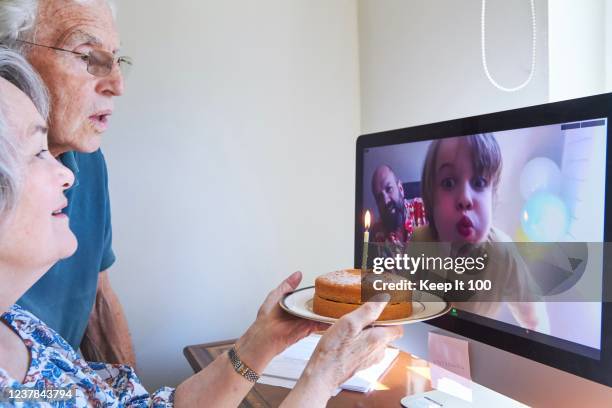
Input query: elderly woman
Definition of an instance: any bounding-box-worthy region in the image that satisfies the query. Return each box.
[0,48,402,407]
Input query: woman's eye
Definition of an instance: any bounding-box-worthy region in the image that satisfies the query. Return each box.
[440,178,455,189]
[35,149,49,159]
[472,176,488,190]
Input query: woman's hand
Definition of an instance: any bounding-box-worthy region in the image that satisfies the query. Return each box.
[235,271,328,373]
[284,297,403,405]
[176,271,325,408]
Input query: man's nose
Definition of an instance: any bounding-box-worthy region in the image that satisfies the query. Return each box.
[456,183,473,211]
[96,65,124,97]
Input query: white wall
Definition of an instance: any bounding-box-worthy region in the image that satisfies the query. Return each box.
[105,0,360,389]
[549,0,607,101]
[359,0,612,406]
[359,0,549,134]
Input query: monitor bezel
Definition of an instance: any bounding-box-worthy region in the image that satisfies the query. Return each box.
[354,92,612,387]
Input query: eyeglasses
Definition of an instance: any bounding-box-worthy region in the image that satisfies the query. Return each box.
[15,39,132,78]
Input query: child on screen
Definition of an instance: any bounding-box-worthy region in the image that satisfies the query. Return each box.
[413,133,549,333]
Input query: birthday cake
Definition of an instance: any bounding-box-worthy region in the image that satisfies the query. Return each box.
[313,268,412,320]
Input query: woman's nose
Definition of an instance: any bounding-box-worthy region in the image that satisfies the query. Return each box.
[456,183,473,211]
[57,160,75,190]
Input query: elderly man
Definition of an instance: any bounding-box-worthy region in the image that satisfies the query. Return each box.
[371,164,427,244]
[0,0,134,365]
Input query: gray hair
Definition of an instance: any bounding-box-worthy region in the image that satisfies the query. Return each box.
[0,47,50,223]
[0,0,116,50]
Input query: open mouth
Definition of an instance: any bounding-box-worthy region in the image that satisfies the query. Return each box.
[52,203,68,218]
[89,110,112,130]
[92,114,109,123]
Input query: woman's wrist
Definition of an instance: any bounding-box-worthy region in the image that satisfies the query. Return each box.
[234,322,278,373]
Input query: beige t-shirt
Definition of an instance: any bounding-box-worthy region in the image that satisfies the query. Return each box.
[412,225,540,318]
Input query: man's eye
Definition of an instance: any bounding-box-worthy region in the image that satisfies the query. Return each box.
[441,178,455,189]
[79,54,90,63]
[472,176,488,190]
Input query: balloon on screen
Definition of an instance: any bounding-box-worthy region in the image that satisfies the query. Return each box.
[519,157,562,200]
[521,192,569,242]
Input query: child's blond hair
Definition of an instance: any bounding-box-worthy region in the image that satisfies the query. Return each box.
[420,133,502,239]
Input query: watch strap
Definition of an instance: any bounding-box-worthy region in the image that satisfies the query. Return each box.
[228,347,260,383]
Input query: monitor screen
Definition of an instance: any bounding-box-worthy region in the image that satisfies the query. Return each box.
[355,93,612,387]
[362,119,606,358]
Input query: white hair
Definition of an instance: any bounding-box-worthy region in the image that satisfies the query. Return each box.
[0,47,48,118]
[0,47,49,226]
[0,0,116,49]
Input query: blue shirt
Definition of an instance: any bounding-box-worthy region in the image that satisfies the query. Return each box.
[17,149,115,349]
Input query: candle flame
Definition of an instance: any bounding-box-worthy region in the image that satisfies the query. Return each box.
[364,210,371,230]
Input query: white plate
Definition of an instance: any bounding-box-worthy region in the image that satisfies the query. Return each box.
[280,286,450,326]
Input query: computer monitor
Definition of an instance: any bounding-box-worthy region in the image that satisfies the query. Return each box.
[354,92,612,387]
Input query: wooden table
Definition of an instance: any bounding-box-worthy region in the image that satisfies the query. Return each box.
[184,339,432,407]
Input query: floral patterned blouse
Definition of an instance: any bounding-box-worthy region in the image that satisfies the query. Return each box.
[0,304,175,407]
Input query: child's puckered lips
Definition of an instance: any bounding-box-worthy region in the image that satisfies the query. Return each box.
[456,215,474,238]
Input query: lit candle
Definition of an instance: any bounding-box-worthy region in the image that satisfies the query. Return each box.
[361,210,371,272]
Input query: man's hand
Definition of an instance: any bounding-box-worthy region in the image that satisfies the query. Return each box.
[234,271,327,373]
[80,270,136,367]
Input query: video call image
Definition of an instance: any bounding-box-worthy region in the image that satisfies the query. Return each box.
[362,119,607,356]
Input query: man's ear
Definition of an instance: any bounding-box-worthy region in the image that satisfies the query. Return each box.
[397,180,405,198]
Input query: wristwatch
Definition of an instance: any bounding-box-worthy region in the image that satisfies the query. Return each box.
[228,347,260,383]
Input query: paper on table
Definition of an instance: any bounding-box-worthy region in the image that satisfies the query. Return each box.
[428,331,473,402]
[342,347,399,392]
[258,376,343,397]
[259,334,399,393]
[428,332,471,380]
